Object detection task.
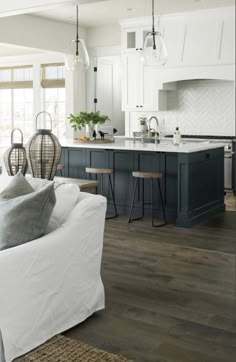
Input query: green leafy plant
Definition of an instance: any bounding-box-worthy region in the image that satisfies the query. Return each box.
[138,116,147,126]
[68,111,110,131]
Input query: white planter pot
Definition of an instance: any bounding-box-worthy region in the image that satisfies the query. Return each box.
[85,123,97,139]
[138,124,147,133]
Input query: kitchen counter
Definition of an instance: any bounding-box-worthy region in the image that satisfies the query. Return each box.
[60,141,225,228]
[61,138,226,154]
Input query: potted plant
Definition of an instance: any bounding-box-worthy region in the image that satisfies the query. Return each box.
[68,111,110,139]
[138,116,147,133]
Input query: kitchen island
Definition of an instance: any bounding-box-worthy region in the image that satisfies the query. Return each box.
[60,139,225,228]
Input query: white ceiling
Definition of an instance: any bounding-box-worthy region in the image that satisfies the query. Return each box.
[34,0,235,27]
[0,43,43,57]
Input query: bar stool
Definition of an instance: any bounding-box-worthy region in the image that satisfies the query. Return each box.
[128,171,166,227]
[85,168,118,219]
[57,164,64,177]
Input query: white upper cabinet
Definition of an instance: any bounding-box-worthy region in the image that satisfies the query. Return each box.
[120,7,235,111]
[122,52,141,110]
[122,26,157,53]
[120,7,235,67]
[122,52,167,112]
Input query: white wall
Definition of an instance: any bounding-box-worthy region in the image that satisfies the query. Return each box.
[0,14,88,138]
[86,23,124,136]
[87,54,125,135]
[0,14,87,54]
[87,24,121,48]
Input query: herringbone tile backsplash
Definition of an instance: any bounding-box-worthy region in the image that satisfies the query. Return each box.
[156,80,235,136]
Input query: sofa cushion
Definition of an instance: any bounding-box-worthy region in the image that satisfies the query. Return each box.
[0,175,80,234]
[45,183,80,234]
[0,172,34,200]
[0,174,56,251]
[25,177,81,233]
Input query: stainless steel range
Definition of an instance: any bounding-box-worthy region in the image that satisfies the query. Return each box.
[209,139,234,191]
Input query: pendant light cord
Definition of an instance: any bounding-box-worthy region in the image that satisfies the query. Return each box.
[152,0,155,33]
[76,5,79,56]
[152,0,156,50]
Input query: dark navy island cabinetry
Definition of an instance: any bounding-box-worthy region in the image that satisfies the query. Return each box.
[60,145,225,228]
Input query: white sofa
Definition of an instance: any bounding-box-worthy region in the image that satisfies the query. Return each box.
[0,176,106,362]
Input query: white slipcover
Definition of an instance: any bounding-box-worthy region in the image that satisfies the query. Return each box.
[0,187,106,362]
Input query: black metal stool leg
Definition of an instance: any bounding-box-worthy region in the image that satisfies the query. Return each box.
[158,178,166,225]
[95,173,98,194]
[101,174,104,195]
[106,174,118,219]
[128,178,145,223]
[142,178,145,218]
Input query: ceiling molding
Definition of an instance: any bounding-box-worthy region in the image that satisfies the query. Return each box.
[0,0,74,18]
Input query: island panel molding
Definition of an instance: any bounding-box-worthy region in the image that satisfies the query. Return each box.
[60,143,225,228]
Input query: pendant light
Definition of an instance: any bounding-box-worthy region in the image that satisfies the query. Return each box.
[141,0,168,66]
[65,4,90,71]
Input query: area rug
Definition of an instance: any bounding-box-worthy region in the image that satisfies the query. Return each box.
[14,335,134,362]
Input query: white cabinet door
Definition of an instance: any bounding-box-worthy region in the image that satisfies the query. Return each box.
[122,28,142,53]
[122,54,167,112]
[140,65,167,111]
[122,27,153,53]
[122,53,142,111]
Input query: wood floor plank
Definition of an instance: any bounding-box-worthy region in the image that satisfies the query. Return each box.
[64,212,236,362]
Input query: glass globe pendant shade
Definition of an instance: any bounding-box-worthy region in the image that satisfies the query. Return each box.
[65,38,90,71]
[141,31,168,67]
[65,5,90,72]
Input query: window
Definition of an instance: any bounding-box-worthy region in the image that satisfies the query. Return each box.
[41,63,66,139]
[0,66,33,167]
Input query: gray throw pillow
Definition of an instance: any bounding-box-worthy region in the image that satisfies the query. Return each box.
[0,175,56,251]
[0,172,34,200]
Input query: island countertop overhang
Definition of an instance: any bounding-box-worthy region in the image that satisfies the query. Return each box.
[60,139,225,153]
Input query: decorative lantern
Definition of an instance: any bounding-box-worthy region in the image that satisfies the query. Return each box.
[26,111,61,180]
[4,128,27,176]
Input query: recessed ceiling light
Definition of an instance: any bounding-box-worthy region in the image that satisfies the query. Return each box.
[127,8,137,12]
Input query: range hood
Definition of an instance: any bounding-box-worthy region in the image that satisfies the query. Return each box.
[158,65,235,90]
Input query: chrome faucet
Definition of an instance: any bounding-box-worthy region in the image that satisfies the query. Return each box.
[148,116,159,137]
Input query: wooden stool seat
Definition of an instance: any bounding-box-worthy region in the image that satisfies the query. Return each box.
[132,171,162,179]
[128,170,166,227]
[86,168,113,175]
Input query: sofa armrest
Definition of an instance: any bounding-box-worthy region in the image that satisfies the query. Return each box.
[0,194,106,362]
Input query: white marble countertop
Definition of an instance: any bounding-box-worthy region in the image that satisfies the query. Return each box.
[60,139,225,154]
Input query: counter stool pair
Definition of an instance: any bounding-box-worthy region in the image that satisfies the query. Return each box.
[85,167,166,227]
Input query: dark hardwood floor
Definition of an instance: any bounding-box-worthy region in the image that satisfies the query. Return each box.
[64,211,236,362]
